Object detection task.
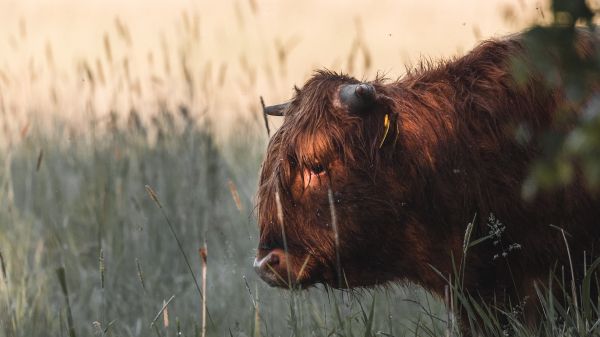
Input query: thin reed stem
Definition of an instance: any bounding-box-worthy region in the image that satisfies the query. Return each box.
[200,245,207,337]
[327,188,342,288]
[56,266,76,337]
[145,185,215,327]
[274,190,292,288]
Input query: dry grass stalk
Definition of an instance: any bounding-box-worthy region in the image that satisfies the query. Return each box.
[99,248,105,289]
[145,185,162,208]
[36,149,43,172]
[0,251,7,283]
[253,284,260,337]
[327,188,342,288]
[200,245,208,337]
[163,299,169,328]
[135,258,146,291]
[56,266,76,337]
[274,191,292,287]
[103,33,112,64]
[20,122,29,139]
[227,179,244,211]
[151,295,174,329]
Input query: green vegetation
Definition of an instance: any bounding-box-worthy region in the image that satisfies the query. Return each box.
[0,110,435,336]
[519,0,600,198]
[0,10,431,336]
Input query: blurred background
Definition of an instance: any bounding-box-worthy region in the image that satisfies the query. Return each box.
[0,0,544,137]
[0,1,585,336]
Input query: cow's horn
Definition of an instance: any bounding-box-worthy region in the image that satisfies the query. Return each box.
[339,83,376,113]
[263,102,289,116]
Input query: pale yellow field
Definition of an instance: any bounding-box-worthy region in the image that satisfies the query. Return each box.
[0,0,544,140]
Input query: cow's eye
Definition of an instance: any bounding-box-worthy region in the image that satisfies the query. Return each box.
[310,163,325,175]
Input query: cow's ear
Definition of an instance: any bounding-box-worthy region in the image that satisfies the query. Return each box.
[339,83,376,114]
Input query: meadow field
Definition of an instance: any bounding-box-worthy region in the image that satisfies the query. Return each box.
[1,1,597,336]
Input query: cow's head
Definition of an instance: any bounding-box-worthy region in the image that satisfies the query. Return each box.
[255,71,417,289]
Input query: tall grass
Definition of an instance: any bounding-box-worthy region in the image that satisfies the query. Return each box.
[0,2,597,337]
[0,103,439,336]
[0,5,432,336]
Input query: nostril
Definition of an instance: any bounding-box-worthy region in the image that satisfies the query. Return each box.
[268,252,280,266]
[254,249,286,272]
[254,249,294,287]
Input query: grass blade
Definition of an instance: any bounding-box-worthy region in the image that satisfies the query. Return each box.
[56,267,76,337]
[145,185,215,327]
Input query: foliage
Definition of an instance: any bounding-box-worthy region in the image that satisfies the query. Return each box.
[518,0,600,198]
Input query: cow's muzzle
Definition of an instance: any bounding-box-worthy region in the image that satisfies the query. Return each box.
[254,248,296,288]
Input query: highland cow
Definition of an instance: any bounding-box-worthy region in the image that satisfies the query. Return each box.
[254,32,600,327]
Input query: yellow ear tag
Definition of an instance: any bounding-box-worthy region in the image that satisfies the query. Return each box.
[379,113,390,149]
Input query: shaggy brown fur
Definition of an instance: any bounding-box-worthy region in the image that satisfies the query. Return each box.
[255,32,600,327]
